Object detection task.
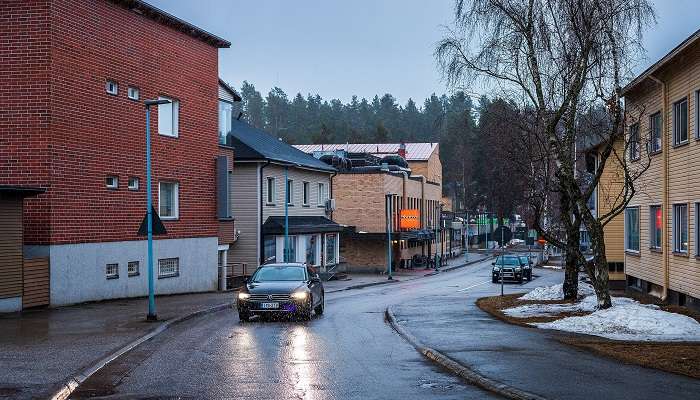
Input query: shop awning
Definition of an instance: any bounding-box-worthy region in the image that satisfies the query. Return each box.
[262,216,343,235]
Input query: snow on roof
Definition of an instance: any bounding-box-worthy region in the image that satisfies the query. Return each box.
[293,143,437,161]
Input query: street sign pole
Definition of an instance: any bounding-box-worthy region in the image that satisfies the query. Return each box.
[284,166,289,262]
[145,104,156,321]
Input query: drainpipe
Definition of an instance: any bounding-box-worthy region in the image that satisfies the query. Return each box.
[259,160,271,264]
[650,74,670,300]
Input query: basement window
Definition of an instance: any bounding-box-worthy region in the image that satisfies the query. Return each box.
[106,263,119,279]
[128,86,140,100]
[158,257,179,278]
[105,176,118,189]
[128,177,139,190]
[106,80,118,95]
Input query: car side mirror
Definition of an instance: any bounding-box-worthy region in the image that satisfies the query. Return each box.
[491,262,495,266]
[311,276,321,283]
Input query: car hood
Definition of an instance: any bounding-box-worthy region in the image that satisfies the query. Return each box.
[246,281,307,294]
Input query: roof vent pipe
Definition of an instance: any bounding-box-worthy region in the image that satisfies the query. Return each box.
[398,142,407,159]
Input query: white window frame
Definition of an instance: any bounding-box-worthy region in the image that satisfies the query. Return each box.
[649,205,662,250]
[127,86,140,100]
[302,181,310,206]
[673,97,688,146]
[673,203,688,254]
[106,80,118,95]
[266,177,276,205]
[106,263,119,279]
[127,261,139,277]
[624,207,640,252]
[286,179,294,205]
[317,183,327,207]
[158,181,179,220]
[158,96,179,138]
[158,257,180,278]
[128,176,139,190]
[106,176,118,189]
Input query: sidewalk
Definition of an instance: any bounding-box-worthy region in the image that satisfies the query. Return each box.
[324,252,489,293]
[390,284,700,400]
[0,291,233,400]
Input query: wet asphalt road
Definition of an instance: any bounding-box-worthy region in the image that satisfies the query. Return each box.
[74,259,523,399]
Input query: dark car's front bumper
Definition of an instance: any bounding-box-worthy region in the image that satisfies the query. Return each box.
[492,269,522,281]
[237,296,308,314]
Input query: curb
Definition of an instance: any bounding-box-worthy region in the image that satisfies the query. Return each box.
[385,306,549,400]
[326,256,491,294]
[49,302,232,400]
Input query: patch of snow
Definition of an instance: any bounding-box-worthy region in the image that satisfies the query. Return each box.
[505,295,647,318]
[519,282,594,301]
[535,301,700,341]
[540,265,563,270]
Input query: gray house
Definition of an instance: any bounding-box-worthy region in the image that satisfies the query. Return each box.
[224,120,341,274]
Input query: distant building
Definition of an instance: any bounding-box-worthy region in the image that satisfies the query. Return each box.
[224,121,341,276]
[0,0,229,310]
[295,143,453,273]
[618,29,700,310]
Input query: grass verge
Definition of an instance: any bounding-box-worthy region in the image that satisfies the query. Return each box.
[476,293,700,379]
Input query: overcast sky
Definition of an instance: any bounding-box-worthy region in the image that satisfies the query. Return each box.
[149,0,699,104]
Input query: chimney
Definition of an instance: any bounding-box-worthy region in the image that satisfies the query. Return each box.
[398,142,407,159]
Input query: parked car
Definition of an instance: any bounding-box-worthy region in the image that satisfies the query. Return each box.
[518,255,533,281]
[237,263,324,322]
[492,255,524,284]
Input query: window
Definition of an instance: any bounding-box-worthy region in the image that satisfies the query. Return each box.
[286,179,294,205]
[283,236,296,262]
[317,183,327,206]
[106,263,119,279]
[650,205,662,250]
[305,235,317,266]
[673,98,688,145]
[649,112,662,153]
[158,96,179,137]
[266,177,276,205]
[628,123,640,160]
[673,203,688,253]
[106,176,118,189]
[128,177,139,190]
[158,257,179,278]
[302,181,310,206]
[106,80,118,95]
[219,100,233,145]
[128,261,139,277]
[325,233,338,265]
[625,207,640,252]
[263,236,276,263]
[127,86,139,100]
[696,203,700,256]
[159,181,179,219]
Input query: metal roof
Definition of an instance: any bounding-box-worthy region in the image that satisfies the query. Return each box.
[293,143,438,161]
[112,0,230,48]
[226,120,336,172]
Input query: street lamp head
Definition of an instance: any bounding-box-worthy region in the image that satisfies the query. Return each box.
[144,99,171,107]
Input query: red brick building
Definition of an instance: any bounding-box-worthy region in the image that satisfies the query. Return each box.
[0,0,230,309]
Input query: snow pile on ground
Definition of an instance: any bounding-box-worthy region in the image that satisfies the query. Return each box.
[535,302,700,341]
[519,282,594,301]
[504,295,641,318]
[540,265,563,270]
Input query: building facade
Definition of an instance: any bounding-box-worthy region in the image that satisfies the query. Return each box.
[621,29,700,310]
[225,121,341,275]
[0,0,229,309]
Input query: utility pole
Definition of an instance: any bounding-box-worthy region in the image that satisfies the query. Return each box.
[385,194,394,280]
[284,166,289,262]
[143,98,170,322]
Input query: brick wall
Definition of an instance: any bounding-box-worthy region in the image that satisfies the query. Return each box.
[0,0,221,245]
[333,173,387,233]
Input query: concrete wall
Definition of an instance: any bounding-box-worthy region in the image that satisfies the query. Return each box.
[26,237,218,307]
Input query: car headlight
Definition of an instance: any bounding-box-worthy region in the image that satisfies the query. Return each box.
[493,267,501,272]
[515,267,522,272]
[238,292,250,300]
[291,291,308,300]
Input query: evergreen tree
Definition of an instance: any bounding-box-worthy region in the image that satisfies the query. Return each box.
[239,81,265,128]
[374,121,389,143]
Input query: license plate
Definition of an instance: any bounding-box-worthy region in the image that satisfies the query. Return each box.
[260,302,279,309]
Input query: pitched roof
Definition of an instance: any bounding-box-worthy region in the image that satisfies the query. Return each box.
[622,28,700,95]
[227,120,336,172]
[112,0,230,48]
[293,143,438,161]
[219,79,242,102]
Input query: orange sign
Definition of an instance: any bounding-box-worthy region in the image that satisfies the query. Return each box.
[400,209,420,229]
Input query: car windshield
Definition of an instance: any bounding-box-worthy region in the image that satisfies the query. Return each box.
[252,266,307,282]
[495,256,520,265]
[519,257,529,263]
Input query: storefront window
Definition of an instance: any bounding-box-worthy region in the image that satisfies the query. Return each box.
[325,233,338,265]
[305,235,317,265]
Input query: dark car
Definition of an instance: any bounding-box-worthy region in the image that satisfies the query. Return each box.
[237,263,324,322]
[492,255,524,284]
[518,255,533,281]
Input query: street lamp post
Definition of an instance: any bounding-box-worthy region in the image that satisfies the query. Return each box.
[284,166,289,262]
[143,99,170,321]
